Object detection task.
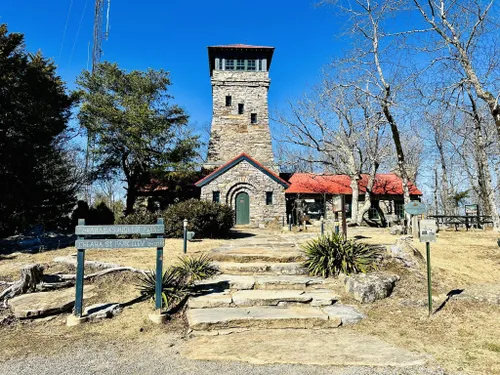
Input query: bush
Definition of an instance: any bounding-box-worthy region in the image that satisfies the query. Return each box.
[302,232,382,277]
[135,254,218,311]
[163,199,234,238]
[118,199,234,238]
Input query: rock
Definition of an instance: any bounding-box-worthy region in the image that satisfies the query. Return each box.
[194,275,255,291]
[451,284,500,305]
[344,272,399,303]
[388,236,425,268]
[254,275,337,291]
[8,285,96,319]
[214,262,307,276]
[84,303,122,321]
[321,304,365,325]
[305,290,339,307]
[389,225,404,235]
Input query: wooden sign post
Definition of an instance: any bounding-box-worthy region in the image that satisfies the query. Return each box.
[69,219,165,326]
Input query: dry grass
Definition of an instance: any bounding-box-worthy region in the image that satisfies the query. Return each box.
[341,227,500,375]
[1,227,500,374]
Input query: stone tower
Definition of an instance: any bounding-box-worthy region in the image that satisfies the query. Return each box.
[205,44,276,171]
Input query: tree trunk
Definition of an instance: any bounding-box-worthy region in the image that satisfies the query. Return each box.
[469,91,500,230]
[433,166,439,215]
[349,175,360,225]
[434,128,451,214]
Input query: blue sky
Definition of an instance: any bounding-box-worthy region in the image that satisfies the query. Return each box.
[2,0,344,142]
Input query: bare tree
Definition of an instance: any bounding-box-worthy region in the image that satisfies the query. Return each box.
[412,0,500,140]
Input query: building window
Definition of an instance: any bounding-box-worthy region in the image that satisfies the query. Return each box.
[251,113,257,124]
[247,59,256,71]
[266,192,273,205]
[213,191,220,203]
[395,201,405,219]
[236,59,245,70]
[225,59,234,70]
[238,103,244,114]
[225,95,232,106]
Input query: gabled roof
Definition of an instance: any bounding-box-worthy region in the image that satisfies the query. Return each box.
[195,153,289,188]
[286,173,422,196]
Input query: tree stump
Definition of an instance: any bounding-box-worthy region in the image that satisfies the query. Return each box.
[0,264,45,302]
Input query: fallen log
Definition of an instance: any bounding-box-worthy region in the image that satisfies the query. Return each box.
[57,266,149,281]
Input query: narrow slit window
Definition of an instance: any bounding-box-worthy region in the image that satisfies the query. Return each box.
[213,191,220,203]
[238,103,244,114]
[251,113,257,124]
[226,96,232,106]
[266,192,273,205]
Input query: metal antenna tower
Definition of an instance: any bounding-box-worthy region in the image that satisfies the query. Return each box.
[84,0,111,203]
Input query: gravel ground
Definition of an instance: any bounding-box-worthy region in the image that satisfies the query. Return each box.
[0,333,455,375]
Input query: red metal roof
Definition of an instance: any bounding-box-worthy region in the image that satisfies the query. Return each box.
[210,44,274,49]
[286,173,422,196]
[195,153,289,187]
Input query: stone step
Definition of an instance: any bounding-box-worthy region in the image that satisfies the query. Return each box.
[254,275,338,291]
[210,249,304,264]
[189,289,339,309]
[187,306,343,331]
[214,262,307,276]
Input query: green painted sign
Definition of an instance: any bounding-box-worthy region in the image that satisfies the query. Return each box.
[75,224,164,236]
[404,201,427,215]
[75,238,164,249]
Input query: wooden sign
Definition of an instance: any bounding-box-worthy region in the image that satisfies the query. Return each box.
[75,224,164,236]
[75,238,164,249]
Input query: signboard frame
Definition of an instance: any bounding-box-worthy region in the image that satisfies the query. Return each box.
[71,218,165,323]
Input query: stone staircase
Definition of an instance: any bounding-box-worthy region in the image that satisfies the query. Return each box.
[186,237,365,334]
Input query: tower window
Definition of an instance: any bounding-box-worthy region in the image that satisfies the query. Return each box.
[247,60,256,71]
[225,59,234,70]
[226,96,232,106]
[236,59,245,71]
[266,192,273,205]
[213,191,220,203]
[251,113,257,124]
[238,103,244,114]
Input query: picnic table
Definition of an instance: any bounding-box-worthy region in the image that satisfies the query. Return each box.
[428,215,493,231]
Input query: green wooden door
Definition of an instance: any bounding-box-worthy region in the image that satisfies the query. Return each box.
[235,192,250,225]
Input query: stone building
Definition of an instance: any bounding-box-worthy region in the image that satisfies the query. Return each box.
[196,44,288,226]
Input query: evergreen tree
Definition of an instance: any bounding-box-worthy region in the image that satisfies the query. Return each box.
[76,62,199,214]
[0,24,78,236]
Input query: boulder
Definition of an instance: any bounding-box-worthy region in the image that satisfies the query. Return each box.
[344,272,399,303]
[8,285,96,319]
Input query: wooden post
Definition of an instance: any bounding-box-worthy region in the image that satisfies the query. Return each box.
[74,219,85,317]
[411,215,419,238]
[155,218,164,311]
[341,194,347,238]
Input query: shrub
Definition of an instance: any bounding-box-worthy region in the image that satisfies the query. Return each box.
[302,232,382,277]
[117,208,158,225]
[135,267,188,310]
[174,254,219,285]
[163,199,234,238]
[135,254,218,311]
[117,199,234,238]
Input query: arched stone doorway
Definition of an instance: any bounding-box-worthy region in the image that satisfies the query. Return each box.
[235,192,250,225]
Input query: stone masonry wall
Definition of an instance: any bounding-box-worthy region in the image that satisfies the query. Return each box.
[205,70,276,172]
[200,160,286,227]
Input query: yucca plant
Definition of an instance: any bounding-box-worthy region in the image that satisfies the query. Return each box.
[302,232,382,277]
[135,267,188,310]
[174,254,219,286]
